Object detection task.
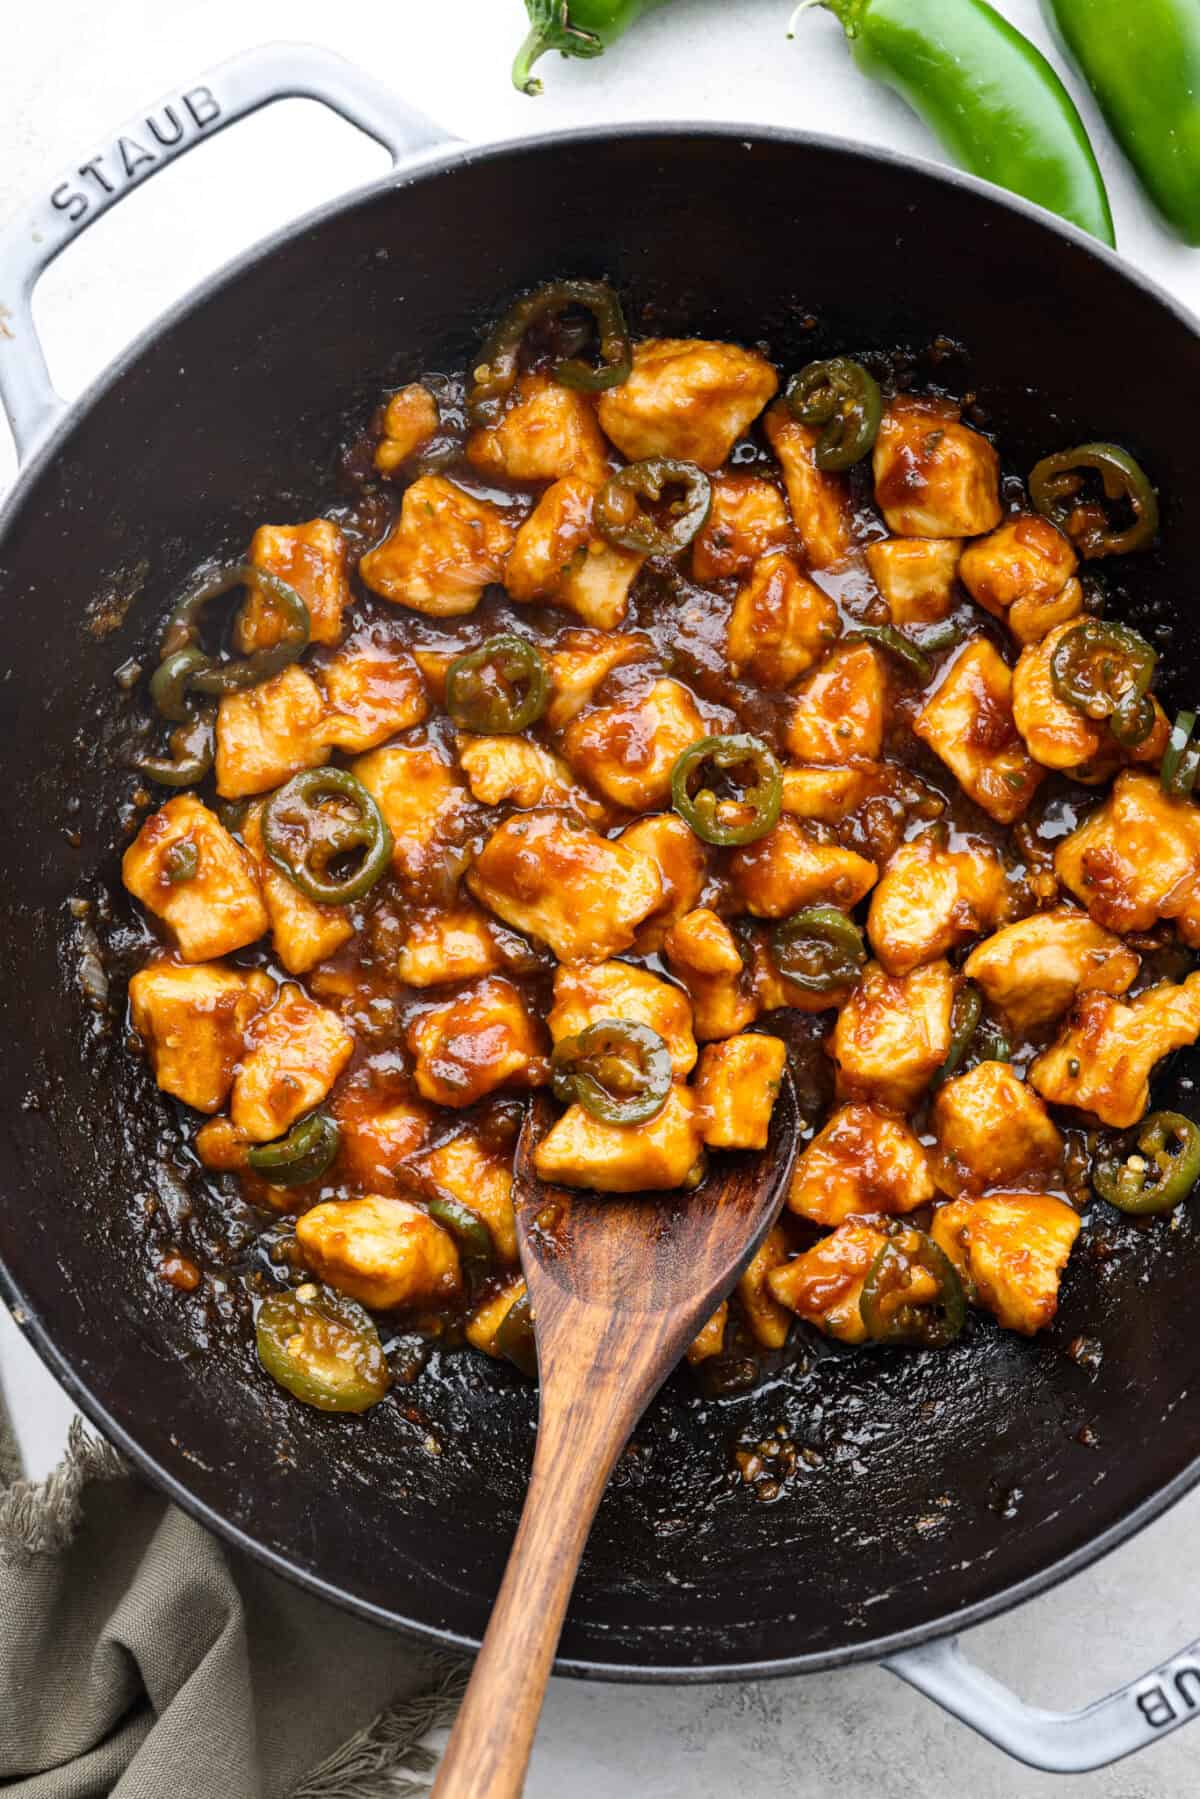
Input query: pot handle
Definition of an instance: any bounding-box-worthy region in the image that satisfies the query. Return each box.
[0,42,454,463]
[886,1631,1200,1772]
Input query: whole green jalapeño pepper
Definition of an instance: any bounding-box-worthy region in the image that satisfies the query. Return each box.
[513,0,670,94]
[1044,0,1200,245]
[801,0,1115,246]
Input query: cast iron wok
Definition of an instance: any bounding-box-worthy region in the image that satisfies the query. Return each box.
[4,45,1200,1755]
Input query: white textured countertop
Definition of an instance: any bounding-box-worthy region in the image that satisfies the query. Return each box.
[4,2,1200,1792]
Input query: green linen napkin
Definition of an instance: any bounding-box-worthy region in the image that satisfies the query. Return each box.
[0,1398,467,1797]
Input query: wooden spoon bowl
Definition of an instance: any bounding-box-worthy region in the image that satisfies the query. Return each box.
[432,1072,802,1798]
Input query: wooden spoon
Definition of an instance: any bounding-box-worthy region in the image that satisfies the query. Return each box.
[431,1073,801,1799]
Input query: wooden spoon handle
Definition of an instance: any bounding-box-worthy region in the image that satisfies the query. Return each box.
[431,1371,646,1799]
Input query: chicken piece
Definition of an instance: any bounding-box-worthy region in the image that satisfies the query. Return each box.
[872,396,1002,537]
[1030,974,1200,1127]
[833,959,955,1112]
[467,372,609,485]
[681,974,760,1042]
[932,1061,1064,1197]
[457,733,605,822]
[687,1303,729,1365]
[358,475,514,616]
[122,794,268,962]
[562,676,706,810]
[963,908,1139,1034]
[1008,574,1085,648]
[1055,771,1200,943]
[665,907,742,979]
[230,985,354,1142]
[619,813,707,947]
[914,639,1043,823]
[786,642,887,763]
[236,518,351,653]
[692,473,791,582]
[503,474,643,629]
[408,648,455,705]
[729,815,876,919]
[930,1194,1080,1336]
[865,536,961,625]
[425,1131,518,1263]
[194,1116,251,1171]
[466,1278,527,1358]
[767,1220,889,1345]
[596,337,777,470]
[664,908,759,1041]
[296,1195,461,1310]
[321,629,429,753]
[763,403,854,569]
[786,1102,934,1226]
[735,1225,792,1349]
[407,975,546,1108]
[958,512,1076,620]
[544,627,653,732]
[1011,619,1105,770]
[468,809,662,962]
[867,836,1008,975]
[240,804,354,977]
[374,384,439,475]
[534,1085,703,1192]
[393,906,502,987]
[780,764,876,823]
[727,552,840,688]
[214,666,330,800]
[332,1085,431,1195]
[129,962,274,1113]
[693,1033,786,1149]
[549,960,698,1077]
[352,743,473,891]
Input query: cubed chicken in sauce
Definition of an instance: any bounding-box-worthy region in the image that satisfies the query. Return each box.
[117,281,1192,1417]
[359,476,514,616]
[865,536,960,625]
[238,519,351,653]
[596,338,777,470]
[872,396,1001,538]
[467,372,610,486]
[504,475,643,629]
[913,639,1043,824]
[691,473,791,583]
[786,1103,934,1226]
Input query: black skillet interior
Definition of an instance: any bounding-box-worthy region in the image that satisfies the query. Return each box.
[3,129,1200,1677]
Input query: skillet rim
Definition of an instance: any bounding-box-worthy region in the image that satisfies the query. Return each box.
[4,117,1200,1681]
